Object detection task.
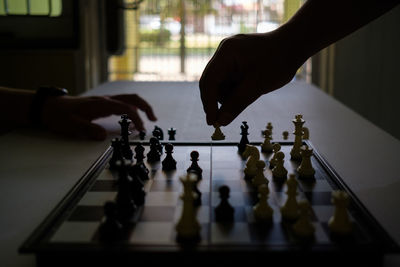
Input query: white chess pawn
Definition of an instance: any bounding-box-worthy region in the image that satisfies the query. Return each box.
[292,200,315,238]
[280,174,300,221]
[211,124,225,140]
[272,151,288,181]
[282,131,289,140]
[252,160,269,187]
[253,184,273,222]
[267,122,273,136]
[243,145,260,178]
[261,129,273,153]
[269,143,281,169]
[297,145,315,179]
[302,127,310,140]
[328,191,352,235]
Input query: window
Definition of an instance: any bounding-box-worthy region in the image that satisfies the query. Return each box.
[0,0,62,17]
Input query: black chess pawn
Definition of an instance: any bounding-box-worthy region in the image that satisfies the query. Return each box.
[139,131,146,140]
[131,143,149,181]
[215,185,235,222]
[109,138,123,170]
[187,150,202,179]
[147,137,161,163]
[162,143,177,171]
[99,201,123,241]
[168,127,176,140]
[238,121,250,154]
[116,160,136,221]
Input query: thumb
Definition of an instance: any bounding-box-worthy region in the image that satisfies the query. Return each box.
[216,79,261,126]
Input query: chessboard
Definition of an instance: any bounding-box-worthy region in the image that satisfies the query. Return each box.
[19,141,398,267]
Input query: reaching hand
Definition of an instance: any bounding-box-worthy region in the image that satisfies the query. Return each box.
[42,94,157,140]
[199,31,305,126]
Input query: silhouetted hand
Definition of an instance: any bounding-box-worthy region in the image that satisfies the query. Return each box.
[199,31,305,126]
[42,94,157,140]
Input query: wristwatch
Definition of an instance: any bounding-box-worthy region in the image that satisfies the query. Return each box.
[30,86,69,126]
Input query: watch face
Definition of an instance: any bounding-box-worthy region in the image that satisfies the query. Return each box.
[38,86,68,96]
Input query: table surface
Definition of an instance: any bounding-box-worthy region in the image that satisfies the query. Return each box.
[1,80,399,266]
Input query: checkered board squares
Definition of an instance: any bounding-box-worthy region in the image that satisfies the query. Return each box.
[45,143,380,251]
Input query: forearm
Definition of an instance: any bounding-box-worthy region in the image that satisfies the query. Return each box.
[280,0,399,61]
[0,87,34,127]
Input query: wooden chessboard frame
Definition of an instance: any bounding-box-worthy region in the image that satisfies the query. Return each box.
[19,141,399,266]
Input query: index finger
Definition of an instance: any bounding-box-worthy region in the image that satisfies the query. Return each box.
[111,94,157,121]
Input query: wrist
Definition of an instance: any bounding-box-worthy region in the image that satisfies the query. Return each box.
[274,23,312,67]
[29,86,68,127]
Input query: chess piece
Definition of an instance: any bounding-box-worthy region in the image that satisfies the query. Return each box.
[292,200,315,239]
[269,143,281,169]
[193,178,202,207]
[253,184,273,222]
[243,145,260,179]
[290,114,305,161]
[129,169,146,206]
[302,127,310,140]
[267,122,273,137]
[252,160,269,187]
[130,143,149,181]
[215,185,234,222]
[147,137,161,163]
[176,173,201,242]
[168,127,176,140]
[99,201,122,241]
[272,151,288,181]
[211,124,225,140]
[261,129,273,153]
[280,174,300,221]
[238,121,249,154]
[187,150,203,179]
[162,143,177,171]
[282,131,289,140]
[119,114,133,160]
[139,131,146,140]
[116,160,136,221]
[109,138,123,170]
[328,191,352,235]
[152,126,164,140]
[297,145,315,179]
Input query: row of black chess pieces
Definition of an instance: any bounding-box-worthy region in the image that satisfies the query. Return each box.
[119,113,176,141]
[139,125,177,141]
[102,143,203,242]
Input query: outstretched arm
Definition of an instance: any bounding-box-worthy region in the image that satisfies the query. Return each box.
[199,0,399,126]
[0,86,157,140]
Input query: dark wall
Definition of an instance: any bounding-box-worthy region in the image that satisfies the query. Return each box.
[333,5,400,140]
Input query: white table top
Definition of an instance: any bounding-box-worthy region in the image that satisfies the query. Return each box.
[1,80,399,266]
